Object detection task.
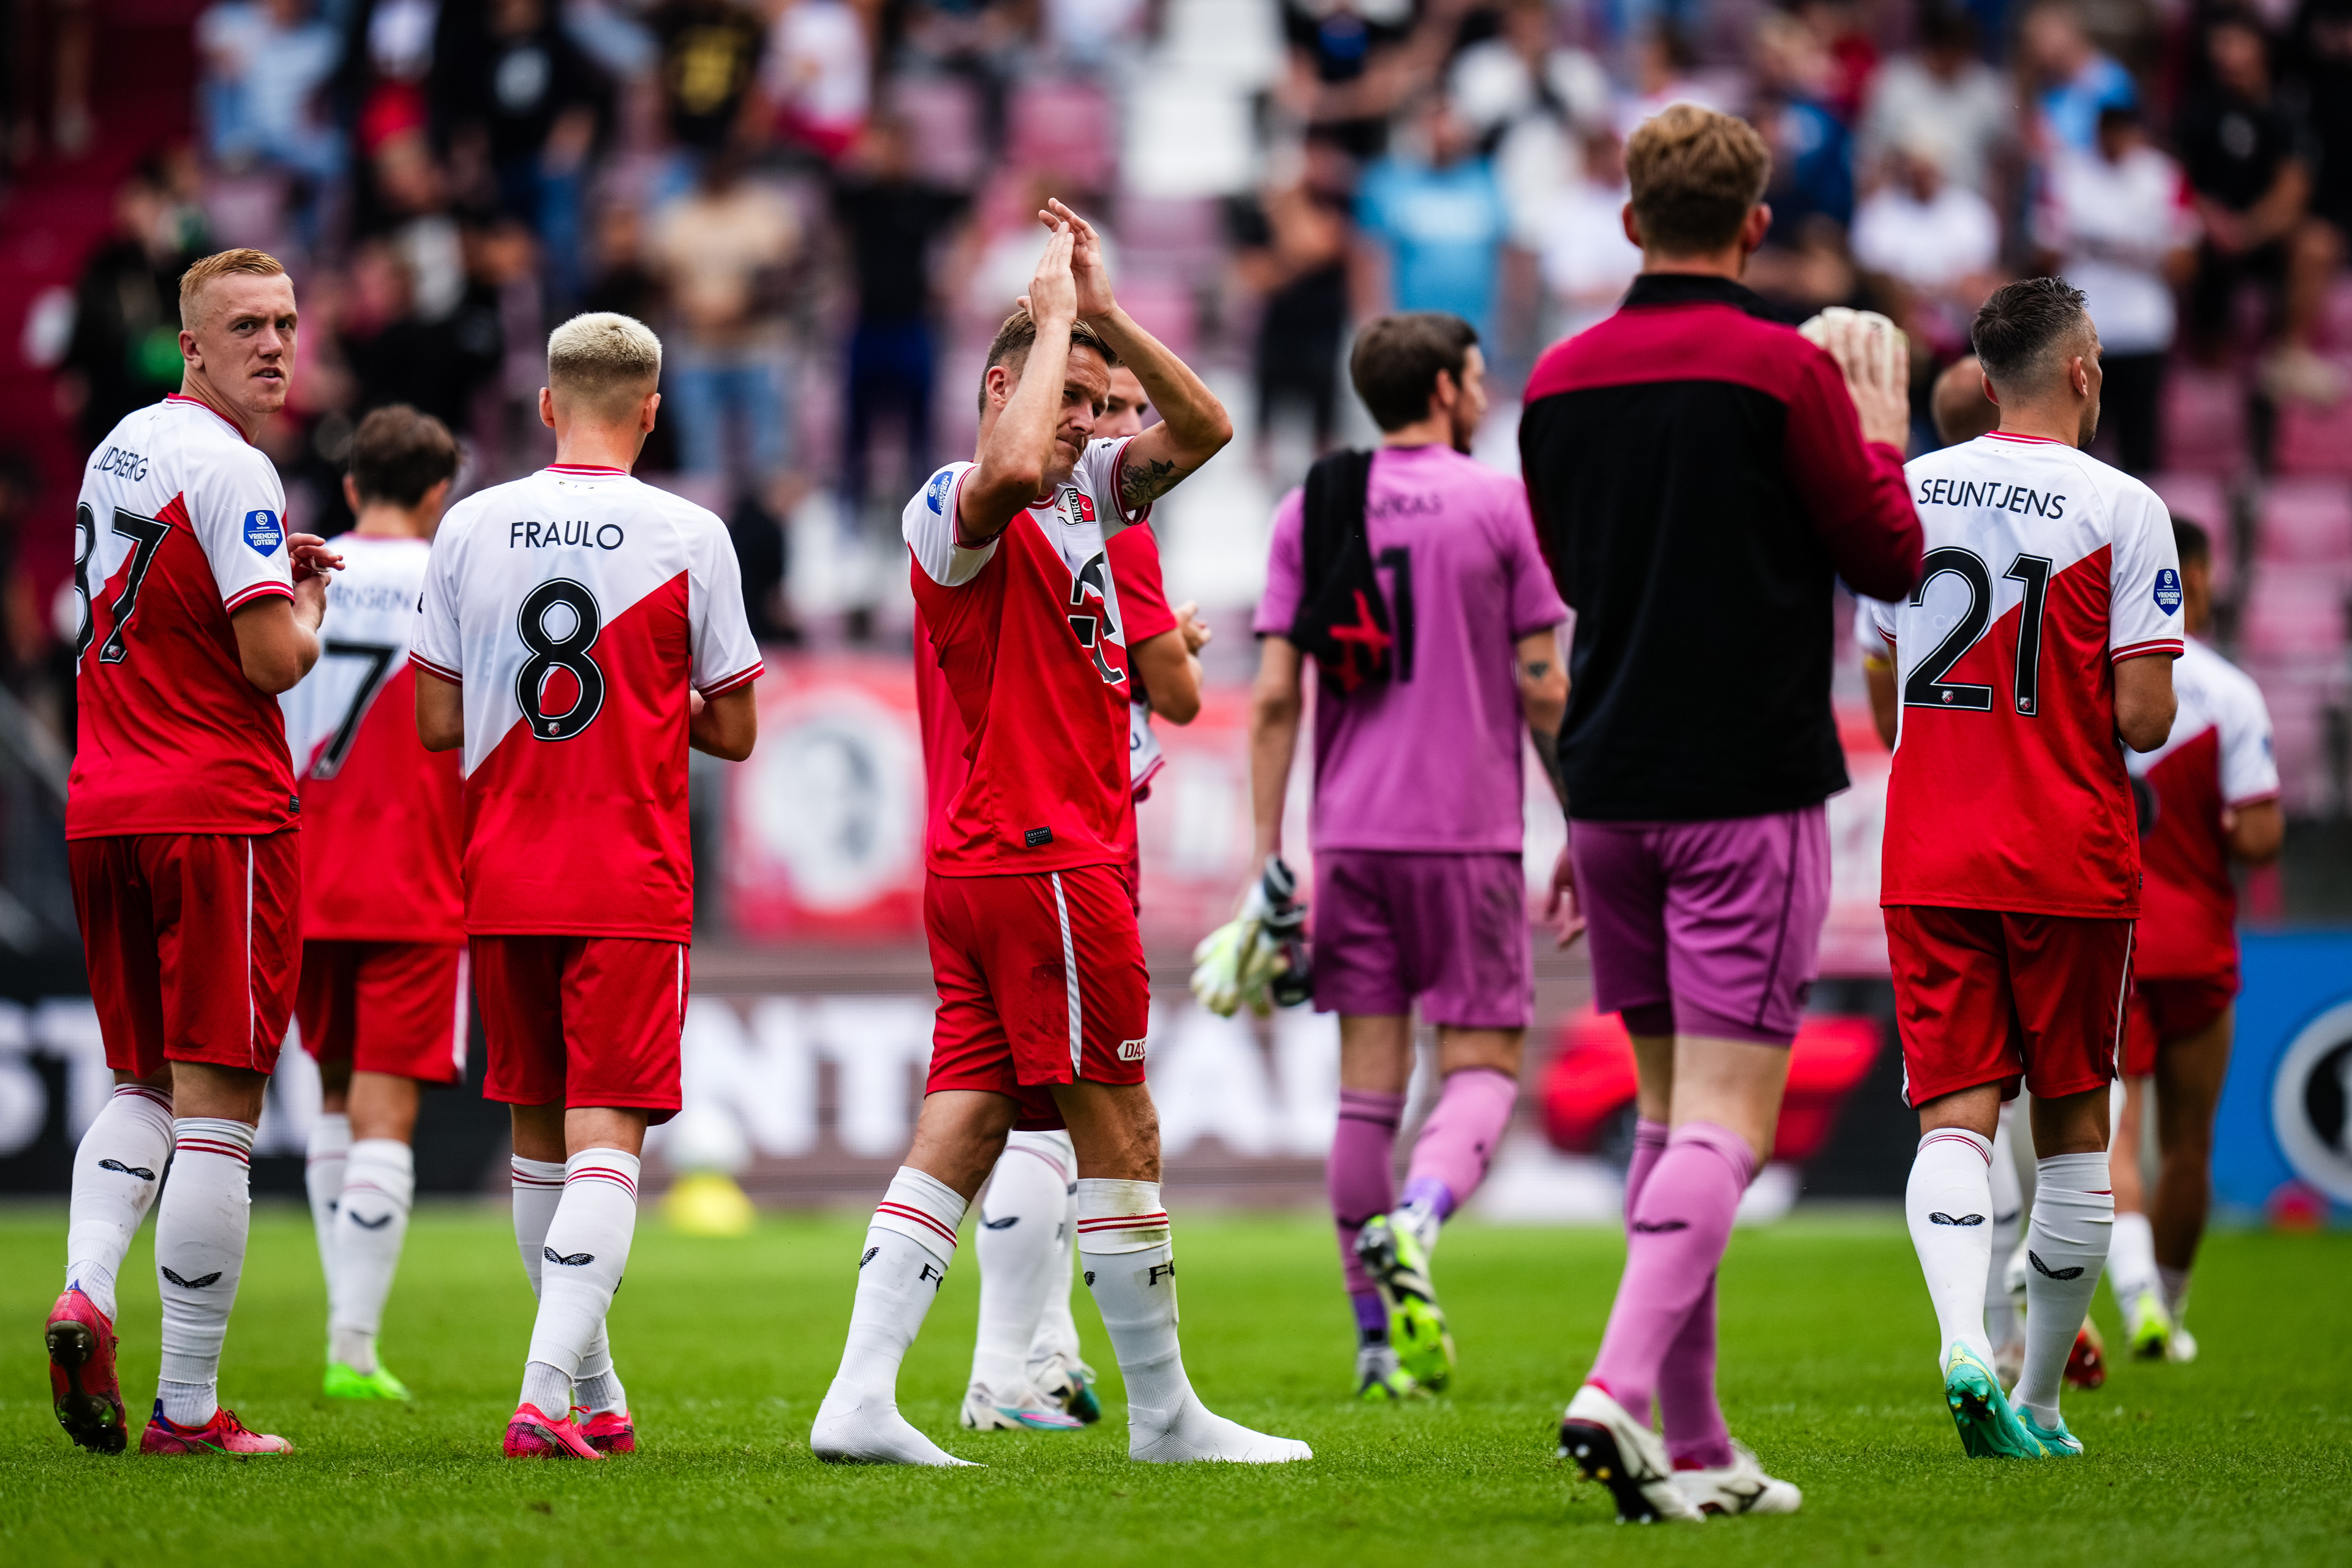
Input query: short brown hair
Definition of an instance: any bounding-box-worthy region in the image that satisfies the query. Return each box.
[1625,105,1772,257]
[978,309,1118,413]
[350,405,459,508]
[177,247,289,330]
[1349,312,1479,432]
[547,311,663,420]
[1970,276,2090,394]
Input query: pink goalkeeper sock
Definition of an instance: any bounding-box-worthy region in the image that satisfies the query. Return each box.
[1400,1067,1517,1220]
[1586,1120,1754,1428]
[1624,1117,1733,1468]
[1330,1088,1403,1306]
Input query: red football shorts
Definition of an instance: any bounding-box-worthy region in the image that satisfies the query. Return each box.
[470,935,687,1122]
[70,831,300,1079]
[297,940,469,1084]
[924,865,1151,1129]
[1885,905,2134,1107]
[2122,972,2239,1077]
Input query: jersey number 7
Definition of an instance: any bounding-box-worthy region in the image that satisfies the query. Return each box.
[1902,545,2053,718]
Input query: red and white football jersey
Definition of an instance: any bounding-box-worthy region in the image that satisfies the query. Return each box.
[412,465,764,941]
[1862,432,2184,917]
[907,437,1145,876]
[67,394,299,839]
[279,535,464,943]
[2127,636,2277,979]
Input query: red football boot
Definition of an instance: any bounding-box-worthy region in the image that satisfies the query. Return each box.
[581,1409,636,1455]
[140,1403,293,1455]
[504,1401,603,1459]
[2064,1320,2106,1390]
[46,1287,126,1453]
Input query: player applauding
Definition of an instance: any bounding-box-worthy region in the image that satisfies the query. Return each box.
[413,313,763,1459]
[810,203,1306,1467]
[954,362,1209,1434]
[49,248,339,1457]
[1863,278,2182,1461]
[279,406,464,1403]
[2108,517,2280,1362]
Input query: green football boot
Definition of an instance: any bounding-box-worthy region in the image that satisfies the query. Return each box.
[323,1361,412,1401]
[2122,1287,2173,1362]
[1943,1343,2046,1459]
[1355,1215,1455,1393]
[2018,1407,2084,1457]
[1352,1344,1423,1402]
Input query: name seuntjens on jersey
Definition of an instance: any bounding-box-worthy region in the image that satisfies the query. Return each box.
[508,519,627,550]
[1913,476,2068,518]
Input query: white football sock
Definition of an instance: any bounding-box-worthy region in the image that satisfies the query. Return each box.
[811,1166,973,1466]
[2015,1153,2113,1427]
[513,1153,618,1409]
[304,1111,350,1295]
[971,1134,1071,1403]
[1077,1178,1310,1463]
[1393,1195,1444,1257]
[63,1084,173,1322]
[1983,1113,2024,1357]
[519,1149,639,1414]
[1905,1129,1996,1369]
[2158,1264,2190,1319]
[155,1118,257,1427]
[329,1138,414,1373]
[2108,1210,2160,1311]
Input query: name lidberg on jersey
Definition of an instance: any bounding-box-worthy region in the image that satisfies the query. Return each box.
[1914,476,2068,518]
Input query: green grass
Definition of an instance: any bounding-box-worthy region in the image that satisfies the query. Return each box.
[1,1206,2347,1566]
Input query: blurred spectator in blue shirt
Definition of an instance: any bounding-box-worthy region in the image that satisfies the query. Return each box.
[2021,0,2136,155]
[197,0,347,244]
[1355,96,1512,337]
[1755,13,1853,232]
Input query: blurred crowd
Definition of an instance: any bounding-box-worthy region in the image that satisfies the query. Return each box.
[26,0,2352,635]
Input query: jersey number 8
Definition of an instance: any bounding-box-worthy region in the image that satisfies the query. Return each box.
[515,578,606,740]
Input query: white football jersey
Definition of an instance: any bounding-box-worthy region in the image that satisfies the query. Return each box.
[413,463,764,939]
[281,533,432,780]
[1860,431,2184,916]
[67,394,297,838]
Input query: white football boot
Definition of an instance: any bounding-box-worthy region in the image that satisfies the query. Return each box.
[1669,1441,1803,1517]
[1558,1384,1705,1523]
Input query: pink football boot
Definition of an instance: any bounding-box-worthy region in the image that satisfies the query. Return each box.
[504,1401,603,1459]
[140,1403,293,1455]
[46,1287,126,1453]
[581,1409,636,1455]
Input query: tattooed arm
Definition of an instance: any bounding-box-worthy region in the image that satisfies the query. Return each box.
[1038,198,1232,517]
[1517,625,1570,806]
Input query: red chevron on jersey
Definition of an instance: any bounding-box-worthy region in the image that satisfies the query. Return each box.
[1863,433,2184,918]
[413,467,763,941]
[2127,638,2277,979]
[281,534,463,943]
[68,396,299,839]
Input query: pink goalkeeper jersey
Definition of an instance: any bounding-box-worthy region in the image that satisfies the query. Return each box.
[412,464,763,940]
[1253,442,1568,854]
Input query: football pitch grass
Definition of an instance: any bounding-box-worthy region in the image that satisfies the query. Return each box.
[0,1208,2346,1566]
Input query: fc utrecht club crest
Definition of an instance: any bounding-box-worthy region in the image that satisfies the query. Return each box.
[1069,489,1096,525]
[243,508,284,556]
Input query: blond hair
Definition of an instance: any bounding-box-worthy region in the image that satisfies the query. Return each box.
[547,312,663,421]
[177,248,289,330]
[1625,104,1772,257]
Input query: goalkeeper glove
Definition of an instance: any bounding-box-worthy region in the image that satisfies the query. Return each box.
[1189,856,1313,1017]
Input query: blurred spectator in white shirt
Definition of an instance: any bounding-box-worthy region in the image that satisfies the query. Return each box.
[1852,132,2002,356]
[1536,126,1641,344]
[649,150,804,485]
[1613,22,1726,138]
[2034,105,2198,473]
[1858,6,2012,195]
[1449,0,1609,143]
[765,0,869,161]
[198,0,346,187]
